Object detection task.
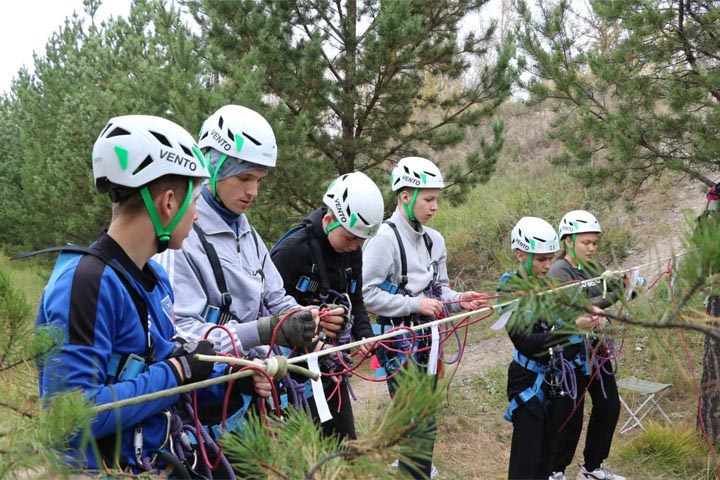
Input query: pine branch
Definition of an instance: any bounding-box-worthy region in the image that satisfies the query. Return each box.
[0,401,33,419]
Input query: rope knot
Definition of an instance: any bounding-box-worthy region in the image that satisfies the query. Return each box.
[265,356,288,380]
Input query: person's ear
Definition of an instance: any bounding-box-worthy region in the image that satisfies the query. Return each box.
[157,189,177,219]
[321,212,335,230]
[514,250,526,263]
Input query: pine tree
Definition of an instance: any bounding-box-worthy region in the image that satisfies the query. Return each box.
[0,0,220,251]
[0,267,91,477]
[516,0,720,192]
[516,0,720,443]
[186,0,516,236]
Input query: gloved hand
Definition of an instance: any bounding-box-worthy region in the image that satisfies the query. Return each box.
[257,309,316,347]
[317,304,349,339]
[167,340,215,384]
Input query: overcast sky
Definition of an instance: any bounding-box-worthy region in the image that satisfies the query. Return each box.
[0,0,131,94]
[0,0,504,96]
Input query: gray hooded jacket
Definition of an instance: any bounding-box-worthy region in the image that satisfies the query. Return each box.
[362,209,462,318]
[155,193,297,353]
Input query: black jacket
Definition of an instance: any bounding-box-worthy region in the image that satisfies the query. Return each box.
[499,271,583,363]
[271,208,374,341]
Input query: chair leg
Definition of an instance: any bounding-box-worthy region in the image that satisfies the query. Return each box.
[619,394,643,434]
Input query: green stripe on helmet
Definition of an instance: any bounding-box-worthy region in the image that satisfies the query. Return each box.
[114,146,129,170]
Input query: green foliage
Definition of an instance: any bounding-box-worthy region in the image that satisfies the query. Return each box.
[186,0,517,238]
[0,269,58,369]
[222,364,442,479]
[516,0,720,191]
[0,391,90,478]
[0,0,223,252]
[618,422,707,476]
[0,266,90,476]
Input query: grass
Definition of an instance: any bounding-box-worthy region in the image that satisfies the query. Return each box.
[619,422,710,478]
[0,260,47,308]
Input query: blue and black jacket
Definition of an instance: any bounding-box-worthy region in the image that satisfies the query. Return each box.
[36,233,227,470]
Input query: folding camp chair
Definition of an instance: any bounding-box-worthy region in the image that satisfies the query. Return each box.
[616,375,673,434]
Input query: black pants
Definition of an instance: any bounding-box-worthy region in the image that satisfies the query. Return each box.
[387,370,438,480]
[507,361,554,480]
[551,364,620,472]
[308,377,357,440]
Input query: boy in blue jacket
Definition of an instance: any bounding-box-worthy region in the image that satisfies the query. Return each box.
[36,115,259,475]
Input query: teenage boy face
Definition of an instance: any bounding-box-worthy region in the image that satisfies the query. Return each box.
[410,188,441,224]
[215,169,267,214]
[566,232,600,263]
[323,213,366,253]
[515,251,555,277]
[328,226,365,253]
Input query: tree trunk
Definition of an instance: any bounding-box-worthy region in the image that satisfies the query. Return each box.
[701,295,720,444]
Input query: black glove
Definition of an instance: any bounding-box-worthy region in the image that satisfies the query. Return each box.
[257,309,316,347]
[167,340,215,384]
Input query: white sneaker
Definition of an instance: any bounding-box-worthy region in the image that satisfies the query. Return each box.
[549,473,567,480]
[389,460,439,478]
[576,465,626,480]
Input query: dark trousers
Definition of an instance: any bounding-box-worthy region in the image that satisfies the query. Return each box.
[508,397,555,480]
[387,371,438,480]
[551,365,620,472]
[507,362,554,480]
[308,378,357,440]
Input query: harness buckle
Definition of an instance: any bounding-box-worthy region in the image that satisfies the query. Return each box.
[220,292,233,308]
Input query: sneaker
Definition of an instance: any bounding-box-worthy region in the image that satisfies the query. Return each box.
[430,463,440,478]
[576,465,626,480]
[549,473,567,480]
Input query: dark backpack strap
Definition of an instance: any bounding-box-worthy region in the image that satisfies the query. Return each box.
[192,223,232,313]
[249,226,266,270]
[270,223,304,255]
[385,221,408,290]
[423,232,433,256]
[305,224,330,291]
[13,245,152,359]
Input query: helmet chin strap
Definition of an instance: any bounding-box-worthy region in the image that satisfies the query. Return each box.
[209,151,228,202]
[141,179,194,253]
[522,252,534,278]
[567,233,584,270]
[325,209,342,235]
[402,188,419,223]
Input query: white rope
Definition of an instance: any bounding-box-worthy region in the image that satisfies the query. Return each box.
[94,249,690,409]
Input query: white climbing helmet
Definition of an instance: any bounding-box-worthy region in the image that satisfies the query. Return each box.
[93,115,209,191]
[323,172,385,238]
[390,156,445,191]
[197,105,277,167]
[510,217,560,254]
[558,210,602,239]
